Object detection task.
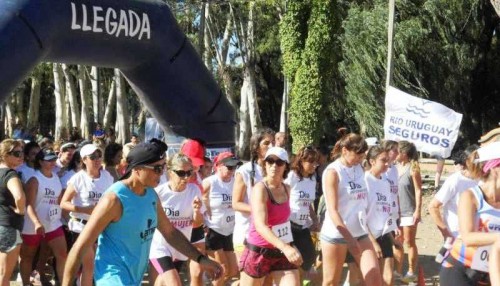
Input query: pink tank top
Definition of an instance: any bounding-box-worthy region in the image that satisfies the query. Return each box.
[247,182,291,248]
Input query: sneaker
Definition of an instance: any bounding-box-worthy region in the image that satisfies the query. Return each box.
[401,272,417,284]
[393,271,402,280]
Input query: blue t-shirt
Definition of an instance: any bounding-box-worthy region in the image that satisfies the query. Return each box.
[94,182,158,286]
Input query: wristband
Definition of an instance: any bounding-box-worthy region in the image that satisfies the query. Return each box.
[196,254,206,263]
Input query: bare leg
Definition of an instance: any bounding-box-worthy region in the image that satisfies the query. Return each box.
[403,225,418,275]
[357,238,382,286]
[321,241,347,286]
[0,244,21,286]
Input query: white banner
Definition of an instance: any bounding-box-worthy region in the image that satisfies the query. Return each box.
[384,86,462,158]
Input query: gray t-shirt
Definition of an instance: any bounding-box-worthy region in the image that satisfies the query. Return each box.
[398,165,415,216]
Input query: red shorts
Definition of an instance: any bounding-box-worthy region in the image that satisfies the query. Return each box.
[22,227,65,247]
[239,246,297,278]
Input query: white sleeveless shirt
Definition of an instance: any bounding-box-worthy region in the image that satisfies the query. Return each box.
[383,164,400,220]
[365,172,394,238]
[285,171,316,228]
[149,182,204,261]
[320,160,368,239]
[204,174,235,236]
[233,161,263,245]
[23,171,63,234]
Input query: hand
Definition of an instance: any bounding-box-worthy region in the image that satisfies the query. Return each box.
[373,242,383,259]
[199,256,223,281]
[193,196,202,212]
[310,218,320,232]
[393,239,403,250]
[413,211,421,224]
[394,227,402,238]
[9,205,24,215]
[34,221,45,236]
[281,244,303,266]
[346,238,361,261]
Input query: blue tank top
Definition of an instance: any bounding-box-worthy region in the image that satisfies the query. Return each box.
[94,182,158,286]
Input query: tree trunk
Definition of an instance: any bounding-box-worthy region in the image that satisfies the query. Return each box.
[279,77,289,132]
[103,80,116,129]
[90,66,102,124]
[243,66,261,134]
[199,2,207,61]
[14,87,25,126]
[5,95,15,137]
[27,75,41,129]
[115,69,130,144]
[62,64,80,128]
[78,66,91,140]
[237,80,251,158]
[53,63,68,141]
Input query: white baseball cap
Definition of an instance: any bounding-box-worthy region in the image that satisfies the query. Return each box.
[264,147,289,163]
[80,144,99,158]
[477,141,500,162]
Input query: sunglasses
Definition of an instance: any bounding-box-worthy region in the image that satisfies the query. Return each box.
[8,150,23,158]
[88,153,102,161]
[172,169,193,178]
[142,164,166,174]
[225,165,237,171]
[265,158,286,167]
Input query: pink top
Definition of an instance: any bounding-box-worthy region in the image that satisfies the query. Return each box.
[247,182,291,248]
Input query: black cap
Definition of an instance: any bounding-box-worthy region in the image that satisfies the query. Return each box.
[119,142,166,180]
[36,148,58,161]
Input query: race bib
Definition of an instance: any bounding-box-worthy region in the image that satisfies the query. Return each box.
[471,245,490,272]
[272,221,293,243]
[48,206,61,222]
[296,211,310,222]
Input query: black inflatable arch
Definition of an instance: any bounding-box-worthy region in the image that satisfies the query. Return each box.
[0,0,235,146]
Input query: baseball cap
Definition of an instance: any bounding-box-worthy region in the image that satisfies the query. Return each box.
[477,141,500,162]
[181,139,205,167]
[119,142,166,180]
[80,144,99,158]
[60,142,77,152]
[365,137,378,147]
[478,127,500,146]
[264,147,289,163]
[214,152,241,167]
[36,148,58,161]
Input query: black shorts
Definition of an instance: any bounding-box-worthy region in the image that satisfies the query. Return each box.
[376,233,394,258]
[291,223,316,271]
[205,229,233,251]
[150,256,186,274]
[439,257,489,286]
[190,225,205,243]
[0,225,22,253]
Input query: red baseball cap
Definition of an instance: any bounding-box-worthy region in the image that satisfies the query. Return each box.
[181,139,205,167]
[214,151,241,167]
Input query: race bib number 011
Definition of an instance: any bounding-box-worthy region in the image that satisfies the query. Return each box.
[471,245,490,273]
[272,221,293,243]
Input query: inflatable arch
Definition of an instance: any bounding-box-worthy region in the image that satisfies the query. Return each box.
[0,0,235,146]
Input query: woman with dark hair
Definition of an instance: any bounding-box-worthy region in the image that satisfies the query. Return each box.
[284,146,320,281]
[439,142,500,285]
[0,139,25,286]
[240,147,302,286]
[60,144,114,286]
[232,128,275,261]
[395,141,422,283]
[104,142,123,182]
[320,133,382,286]
[20,148,67,286]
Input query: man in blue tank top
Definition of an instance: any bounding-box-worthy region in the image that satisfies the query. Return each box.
[62,141,223,286]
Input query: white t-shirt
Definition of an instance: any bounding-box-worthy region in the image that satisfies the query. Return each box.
[60,170,76,189]
[149,182,205,261]
[434,171,477,237]
[23,171,63,234]
[320,160,368,239]
[67,169,114,233]
[204,175,235,236]
[17,163,36,184]
[233,161,263,246]
[285,171,316,228]
[365,172,394,238]
[383,165,399,220]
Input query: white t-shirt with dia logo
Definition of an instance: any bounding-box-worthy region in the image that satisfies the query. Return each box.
[204,175,235,236]
[285,171,316,228]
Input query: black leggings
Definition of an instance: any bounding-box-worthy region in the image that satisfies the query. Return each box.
[439,265,489,286]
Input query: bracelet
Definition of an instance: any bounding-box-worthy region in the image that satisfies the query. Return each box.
[195,254,206,263]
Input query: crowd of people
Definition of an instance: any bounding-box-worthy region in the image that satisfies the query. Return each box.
[0,125,499,286]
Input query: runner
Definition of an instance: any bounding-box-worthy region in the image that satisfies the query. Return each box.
[148,153,205,286]
[440,141,500,286]
[20,148,67,286]
[0,139,26,286]
[284,145,320,283]
[320,133,382,286]
[202,152,241,286]
[17,141,40,184]
[240,147,302,286]
[62,142,222,286]
[60,144,114,286]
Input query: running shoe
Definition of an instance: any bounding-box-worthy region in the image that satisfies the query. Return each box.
[401,272,417,284]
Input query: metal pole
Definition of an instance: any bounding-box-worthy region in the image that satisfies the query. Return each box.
[385,0,395,91]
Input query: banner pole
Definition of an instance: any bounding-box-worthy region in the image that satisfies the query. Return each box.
[385,0,395,91]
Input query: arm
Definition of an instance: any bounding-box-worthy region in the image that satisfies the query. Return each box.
[411,167,423,223]
[62,192,122,286]
[251,183,302,266]
[60,183,95,215]
[25,177,44,235]
[309,204,319,232]
[6,175,25,215]
[428,198,452,239]
[232,173,250,213]
[458,190,500,247]
[202,179,211,219]
[192,196,204,228]
[156,198,223,279]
